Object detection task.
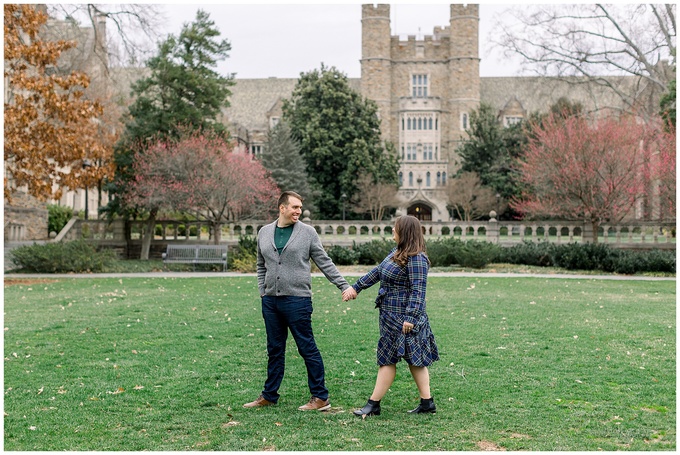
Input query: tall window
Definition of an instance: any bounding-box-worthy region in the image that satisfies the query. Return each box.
[426,172,431,187]
[437,172,441,186]
[398,172,403,186]
[409,172,413,187]
[406,143,417,161]
[411,74,428,98]
[424,144,433,160]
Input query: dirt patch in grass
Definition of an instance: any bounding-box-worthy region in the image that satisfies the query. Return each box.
[4,278,59,287]
[477,440,506,451]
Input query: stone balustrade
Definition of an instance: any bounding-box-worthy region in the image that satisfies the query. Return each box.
[56,218,676,251]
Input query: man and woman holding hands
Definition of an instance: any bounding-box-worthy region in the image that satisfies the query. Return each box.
[243,191,439,416]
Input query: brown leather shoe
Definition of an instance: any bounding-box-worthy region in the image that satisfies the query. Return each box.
[298,396,331,411]
[243,395,275,408]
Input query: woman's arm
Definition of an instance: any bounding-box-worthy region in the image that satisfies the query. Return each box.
[352,265,381,294]
[404,253,428,324]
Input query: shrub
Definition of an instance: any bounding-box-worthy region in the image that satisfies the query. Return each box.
[551,243,620,271]
[231,250,257,273]
[230,235,258,272]
[612,249,676,274]
[9,240,116,273]
[425,237,462,267]
[642,249,676,273]
[47,204,74,236]
[354,239,395,265]
[497,241,556,267]
[327,245,359,266]
[454,240,501,269]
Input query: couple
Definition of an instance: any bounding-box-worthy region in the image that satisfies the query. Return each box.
[243,191,439,416]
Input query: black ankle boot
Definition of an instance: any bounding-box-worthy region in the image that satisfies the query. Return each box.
[408,397,436,414]
[353,399,381,417]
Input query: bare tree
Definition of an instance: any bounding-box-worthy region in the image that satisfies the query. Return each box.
[491,4,676,119]
[447,172,499,221]
[353,174,400,221]
[47,4,164,69]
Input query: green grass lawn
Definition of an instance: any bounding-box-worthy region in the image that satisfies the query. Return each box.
[3,276,675,451]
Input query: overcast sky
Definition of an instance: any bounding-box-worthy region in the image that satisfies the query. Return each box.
[158,3,523,79]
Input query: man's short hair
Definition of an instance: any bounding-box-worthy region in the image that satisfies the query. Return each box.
[278,191,303,208]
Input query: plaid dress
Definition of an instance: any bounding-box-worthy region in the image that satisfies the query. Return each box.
[352,250,439,367]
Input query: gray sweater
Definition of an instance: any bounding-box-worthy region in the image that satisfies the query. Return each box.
[257,220,350,297]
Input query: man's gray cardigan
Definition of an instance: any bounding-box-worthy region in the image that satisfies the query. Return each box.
[257,220,350,297]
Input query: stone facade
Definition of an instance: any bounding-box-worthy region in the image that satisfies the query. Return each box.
[221,4,641,222]
[360,4,480,221]
[4,192,49,241]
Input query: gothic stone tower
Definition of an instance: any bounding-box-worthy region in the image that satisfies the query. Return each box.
[361,4,480,221]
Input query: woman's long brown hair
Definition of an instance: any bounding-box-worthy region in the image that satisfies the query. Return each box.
[392,215,430,267]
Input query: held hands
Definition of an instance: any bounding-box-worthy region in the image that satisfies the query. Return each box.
[402,321,414,334]
[342,287,357,302]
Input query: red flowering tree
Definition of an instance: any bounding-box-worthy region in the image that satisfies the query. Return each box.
[511,113,664,242]
[652,124,676,221]
[126,131,279,258]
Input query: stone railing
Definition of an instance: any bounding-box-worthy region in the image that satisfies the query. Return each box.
[4,221,26,242]
[56,218,676,251]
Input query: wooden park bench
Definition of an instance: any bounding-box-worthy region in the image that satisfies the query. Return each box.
[162,244,228,271]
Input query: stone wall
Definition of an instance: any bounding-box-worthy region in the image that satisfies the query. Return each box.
[4,192,48,241]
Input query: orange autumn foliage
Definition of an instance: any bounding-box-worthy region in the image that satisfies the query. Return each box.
[4,4,113,203]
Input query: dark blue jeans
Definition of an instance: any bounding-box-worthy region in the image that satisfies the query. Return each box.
[261,295,328,403]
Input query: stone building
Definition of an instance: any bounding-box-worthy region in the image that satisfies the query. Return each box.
[7,4,662,242]
[222,4,644,222]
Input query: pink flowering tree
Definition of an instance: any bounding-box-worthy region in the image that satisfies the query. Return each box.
[511,113,664,242]
[126,130,279,257]
[652,123,676,221]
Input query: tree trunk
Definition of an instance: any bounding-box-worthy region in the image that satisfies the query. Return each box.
[591,220,600,244]
[140,209,157,260]
[212,222,222,245]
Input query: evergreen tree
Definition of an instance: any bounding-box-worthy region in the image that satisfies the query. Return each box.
[260,122,318,215]
[104,9,234,218]
[282,65,399,219]
[660,78,676,130]
[457,103,526,208]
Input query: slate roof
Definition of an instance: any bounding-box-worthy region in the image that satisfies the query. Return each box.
[223,76,639,132]
[480,76,637,116]
[223,78,362,132]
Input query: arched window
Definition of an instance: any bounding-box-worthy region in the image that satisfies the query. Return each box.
[436,172,441,186]
[426,172,431,187]
[417,118,422,130]
[409,172,413,187]
[428,117,433,130]
[407,117,412,130]
[398,172,403,186]
[442,172,447,185]
[462,113,468,130]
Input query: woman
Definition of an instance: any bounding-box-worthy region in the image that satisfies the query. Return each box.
[342,215,439,416]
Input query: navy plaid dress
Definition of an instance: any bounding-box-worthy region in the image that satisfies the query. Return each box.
[352,249,439,367]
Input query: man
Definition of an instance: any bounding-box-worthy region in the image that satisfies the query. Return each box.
[244,191,350,411]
